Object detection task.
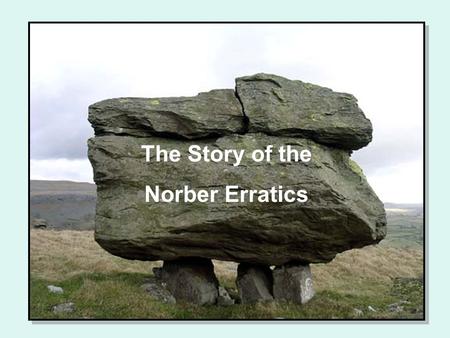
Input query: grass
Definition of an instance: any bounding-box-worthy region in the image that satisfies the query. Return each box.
[30,230,424,320]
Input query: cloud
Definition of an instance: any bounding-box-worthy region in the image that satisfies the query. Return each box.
[365,159,423,203]
[30,159,93,183]
[30,23,424,202]
[30,69,132,159]
[352,125,423,176]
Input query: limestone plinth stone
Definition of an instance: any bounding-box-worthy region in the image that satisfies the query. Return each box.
[217,286,235,306]
[236,263,273,304]
[273,264,315,304]
[160,258,219,305]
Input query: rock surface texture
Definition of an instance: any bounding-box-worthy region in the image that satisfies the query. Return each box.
[236,73,373,150]
[88,73,386,268]
[273,264,315,304]
[89,89,245,139]
[159,258,219,305]
[52,302,75,314]
[236,263,274,304]
[217,286,235,306]
[141,277,176,304]
[31,218,48,229]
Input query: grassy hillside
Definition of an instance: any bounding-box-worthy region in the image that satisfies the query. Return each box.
[30,230,424,319]
[29,181,424,319]
[382,208,423,249]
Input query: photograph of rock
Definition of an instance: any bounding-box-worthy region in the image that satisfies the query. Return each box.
[29,23,424,320]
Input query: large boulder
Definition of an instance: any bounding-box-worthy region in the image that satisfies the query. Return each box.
[88,73,386,267]
[236,73,372,150]
[88,133,385,265]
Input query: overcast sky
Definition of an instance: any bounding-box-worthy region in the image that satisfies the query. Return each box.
[30,23,424,203]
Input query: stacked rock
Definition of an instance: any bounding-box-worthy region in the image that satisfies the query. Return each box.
[88,73,386,305]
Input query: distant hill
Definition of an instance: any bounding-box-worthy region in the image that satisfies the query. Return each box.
[30,180,96,230]
[31,180,96,196]
[384,202,423,215]
[382,202,424,249]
